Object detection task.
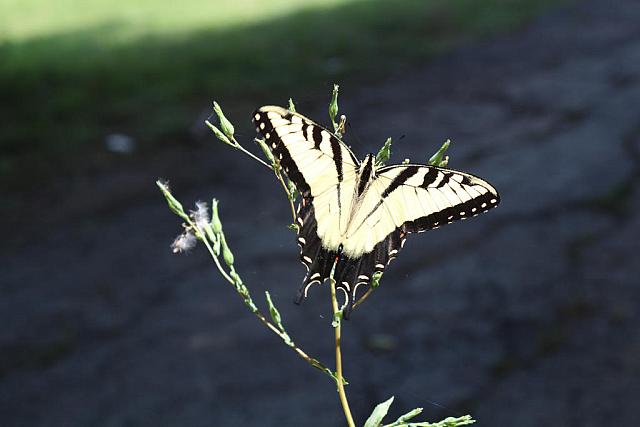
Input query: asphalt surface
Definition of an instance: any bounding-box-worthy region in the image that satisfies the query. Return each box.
[2,0,639,425]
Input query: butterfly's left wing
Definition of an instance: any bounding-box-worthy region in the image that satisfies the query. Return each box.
[252,106,360,304]
[338,164,500,313]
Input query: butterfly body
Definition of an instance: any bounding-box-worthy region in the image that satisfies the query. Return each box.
[253,106,500,316]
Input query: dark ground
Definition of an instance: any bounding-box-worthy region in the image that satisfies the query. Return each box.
[2,0,640,425]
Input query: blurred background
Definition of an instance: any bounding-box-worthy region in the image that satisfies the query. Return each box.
[2,0,639,425]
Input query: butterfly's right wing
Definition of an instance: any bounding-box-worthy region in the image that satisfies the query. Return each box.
[337,164,500,310]
[253,106,359,299]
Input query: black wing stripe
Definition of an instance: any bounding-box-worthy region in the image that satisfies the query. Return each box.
[335,228,403,318]
[357,155,374,196]
[381,166,420,198]
[421,168,439,188]
[312,125,323,149]
[295,202,336,303]
[360,165,421,226]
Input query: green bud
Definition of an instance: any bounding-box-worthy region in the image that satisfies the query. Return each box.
[288,98,296,113]
[402,158,410,165]
[336,114,346,136]
[287,180,297,201]
[156,180,190,222]
[331,310,342,328]
[220,233,234,266]
[429,139,451,167]
[281,332,294,347]
[229,269,243,286]
[256,138,275,165]
[213,101,235,138]
[212,233,221,255]
[265,291,283,328]
[375,137,393,165]
[288,223,300,232]
[329,84,339,124]
[210,199,223,234]
[205,120,233,146]
[392,407,423,424]
[202,223,216,242]
[371,271,383,288]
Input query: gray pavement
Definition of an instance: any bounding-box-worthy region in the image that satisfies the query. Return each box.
[2,0,639,425]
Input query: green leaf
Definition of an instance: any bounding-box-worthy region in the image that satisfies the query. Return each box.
[428,139,451,167]
[365,396,395,427]
[205,120,233,146]
[288,98,297,113]
[156,180,190,222]
[329,84,339,125]
[375,137,393,165]
[213,101,235,138]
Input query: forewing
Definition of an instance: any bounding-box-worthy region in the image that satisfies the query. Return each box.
[252,106,359,291]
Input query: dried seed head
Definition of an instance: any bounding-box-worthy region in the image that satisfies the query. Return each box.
[192,201,209,231]
[171,231,197,253]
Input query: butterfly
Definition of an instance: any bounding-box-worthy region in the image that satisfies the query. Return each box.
[253,106,499,317]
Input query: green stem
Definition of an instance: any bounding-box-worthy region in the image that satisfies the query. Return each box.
[194,224,333,378]
[330,274,355,427]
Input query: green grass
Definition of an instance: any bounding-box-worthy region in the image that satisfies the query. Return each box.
[0,0,565,190]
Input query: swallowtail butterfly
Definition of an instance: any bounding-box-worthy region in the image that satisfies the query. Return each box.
[253,106,500,317]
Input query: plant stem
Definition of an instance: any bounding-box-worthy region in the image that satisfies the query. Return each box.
[330,276,356,427]
[229,133,298,228]
[195,226,334,378]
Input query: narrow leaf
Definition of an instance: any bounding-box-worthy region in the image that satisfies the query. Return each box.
[156,180,190,222]
[329,84,339,125]
[213,101,235,138]
[256,138,275,165]
[375,137,393,165]
[428,139,451,167]
[205,120,233,146]
[288,98,297,113]
[364,396,395,427]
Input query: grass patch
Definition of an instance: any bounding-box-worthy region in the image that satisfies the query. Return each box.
[1,0,565,190]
